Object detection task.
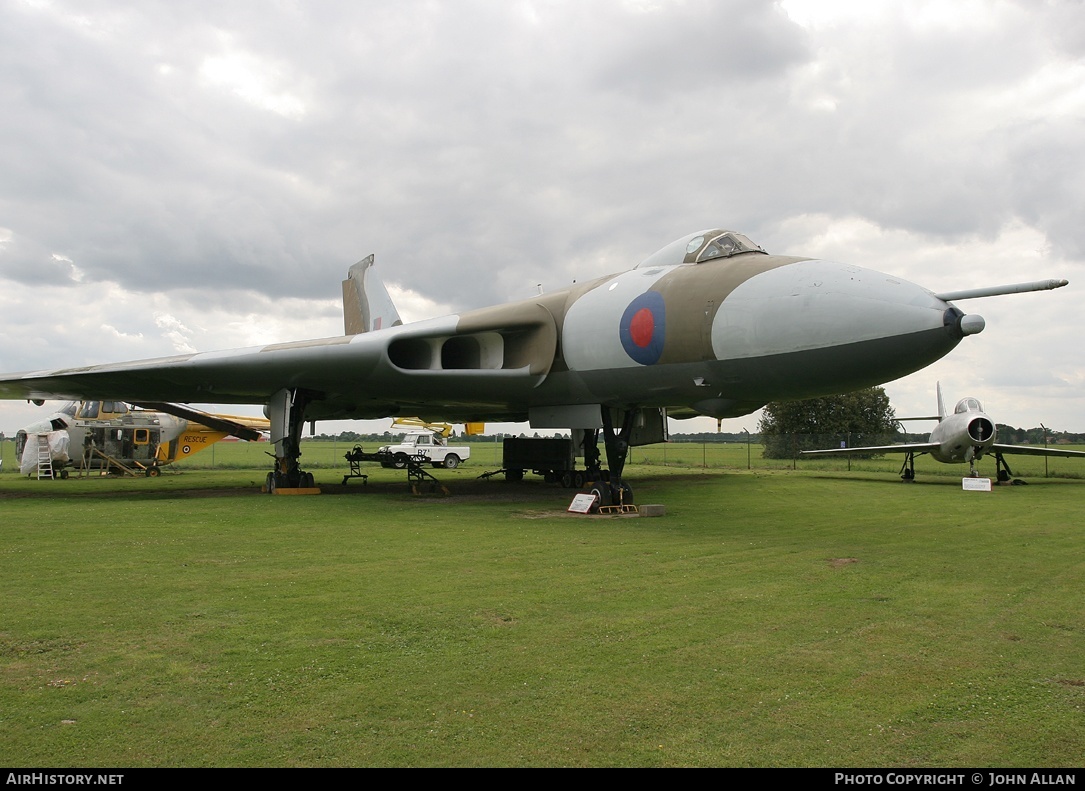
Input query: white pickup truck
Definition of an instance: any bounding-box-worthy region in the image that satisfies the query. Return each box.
[378,430,471,469]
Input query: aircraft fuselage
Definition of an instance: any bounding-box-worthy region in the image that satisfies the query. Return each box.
[927,401,996,464]
[0,239,975,427]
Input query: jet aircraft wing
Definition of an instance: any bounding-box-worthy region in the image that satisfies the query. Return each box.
[989,443,1085,459]
[801,442,940,457]
[0,293,566,423]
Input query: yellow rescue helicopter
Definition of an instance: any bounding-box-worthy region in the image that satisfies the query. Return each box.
[15,400,269,478]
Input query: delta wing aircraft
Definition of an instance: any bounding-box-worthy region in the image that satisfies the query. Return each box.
[0,229,1069,502]
[801,383,1085,482]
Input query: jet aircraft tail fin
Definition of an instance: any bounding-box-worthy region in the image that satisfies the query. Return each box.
[342,254,403,334]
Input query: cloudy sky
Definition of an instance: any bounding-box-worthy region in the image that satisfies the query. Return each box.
[2,0,1083,437]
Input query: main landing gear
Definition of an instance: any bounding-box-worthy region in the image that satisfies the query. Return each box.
[265,388,317,492]
[899,452,917,482]
[994,452,1024,484]
[580,409,637,513]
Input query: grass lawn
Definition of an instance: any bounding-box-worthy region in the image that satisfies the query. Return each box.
[1,450,1083,766]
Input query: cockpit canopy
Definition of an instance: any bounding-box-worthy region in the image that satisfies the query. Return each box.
[954,397,983,415]
[636,229,766,269]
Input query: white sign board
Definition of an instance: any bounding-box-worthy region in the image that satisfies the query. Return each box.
[962,477,993,492]
[568,492,598,513]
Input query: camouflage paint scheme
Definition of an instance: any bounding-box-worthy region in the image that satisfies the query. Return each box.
[0,229,976,427]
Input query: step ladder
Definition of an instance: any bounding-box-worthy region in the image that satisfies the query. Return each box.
[36,435,54,480]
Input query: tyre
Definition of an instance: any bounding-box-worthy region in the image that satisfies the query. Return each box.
[589,483,611,512]
[443,455,461,469]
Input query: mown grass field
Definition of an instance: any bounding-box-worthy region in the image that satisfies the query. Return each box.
[1,440,1083,767]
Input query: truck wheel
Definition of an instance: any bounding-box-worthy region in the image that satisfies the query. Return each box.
[443,455,461,469]
[393,453,409,469]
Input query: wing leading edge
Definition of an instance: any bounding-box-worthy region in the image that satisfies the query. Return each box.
[800,443,940,457]
[990,443,1085,459]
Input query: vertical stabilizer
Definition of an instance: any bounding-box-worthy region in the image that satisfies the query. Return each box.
[342,254,403,334]
[936,381,946,422]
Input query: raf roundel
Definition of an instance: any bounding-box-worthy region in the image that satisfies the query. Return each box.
[619,291,666,365]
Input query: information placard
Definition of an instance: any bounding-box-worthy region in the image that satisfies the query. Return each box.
[568,492,598,513]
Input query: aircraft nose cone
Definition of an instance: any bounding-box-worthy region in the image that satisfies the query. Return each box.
[711,259,968,396]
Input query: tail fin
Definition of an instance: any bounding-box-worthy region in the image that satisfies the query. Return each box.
[342,254,403,334]
[936,381,946,422]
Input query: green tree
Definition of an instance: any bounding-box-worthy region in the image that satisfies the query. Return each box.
[758,387,899,458]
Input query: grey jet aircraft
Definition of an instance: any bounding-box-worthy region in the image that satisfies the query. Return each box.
[0,229,1069,503]
[801,383,1085,482]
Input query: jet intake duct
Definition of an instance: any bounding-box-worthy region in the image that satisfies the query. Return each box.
[388,303,559,377]
[968,416,995,443]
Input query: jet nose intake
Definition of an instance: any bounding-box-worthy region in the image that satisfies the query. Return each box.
[968,416,995,443]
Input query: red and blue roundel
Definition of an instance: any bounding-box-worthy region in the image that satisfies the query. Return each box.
[619,291,666,365]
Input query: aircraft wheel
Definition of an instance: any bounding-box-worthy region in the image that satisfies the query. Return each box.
[392,453,409,469]
[589,483,611,513]
[443,454,461,469]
